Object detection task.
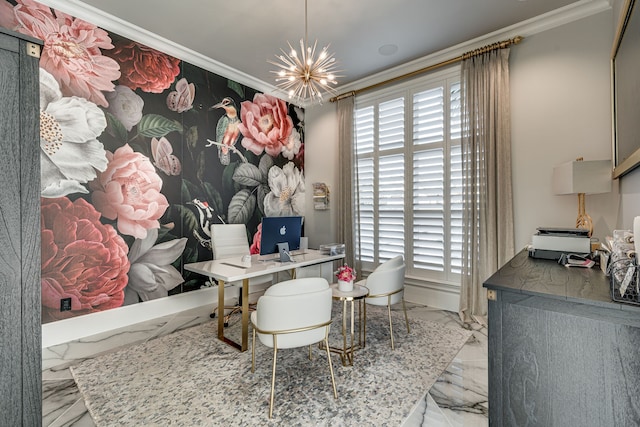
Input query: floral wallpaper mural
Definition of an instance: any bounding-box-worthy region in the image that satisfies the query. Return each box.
[0,0,305,323]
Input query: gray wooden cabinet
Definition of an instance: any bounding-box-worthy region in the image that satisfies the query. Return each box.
[484,250,640,426]
[0,27,42,426]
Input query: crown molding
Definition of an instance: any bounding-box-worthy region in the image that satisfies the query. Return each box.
[35,0,611,108]
[36,0,282,98]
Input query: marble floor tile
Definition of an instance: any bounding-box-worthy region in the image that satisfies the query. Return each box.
[43,304,488,427]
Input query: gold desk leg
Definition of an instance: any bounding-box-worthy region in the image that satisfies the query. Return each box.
[241,278,249,351]
[216,278,247,352]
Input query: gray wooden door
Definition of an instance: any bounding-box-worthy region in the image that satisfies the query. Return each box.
[0,28,42,426]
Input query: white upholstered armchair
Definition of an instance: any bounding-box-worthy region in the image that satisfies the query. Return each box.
[359,255,410,349]
[250,277,337,418]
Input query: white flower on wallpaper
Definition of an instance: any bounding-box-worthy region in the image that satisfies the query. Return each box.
[39,68,109,198]
[281,128,302,160]
[105,85,144,131]
[263,162,305,217]
[124,228,188,304]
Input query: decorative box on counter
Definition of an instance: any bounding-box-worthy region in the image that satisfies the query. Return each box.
[607,229,639,306]
[319,243,345,256]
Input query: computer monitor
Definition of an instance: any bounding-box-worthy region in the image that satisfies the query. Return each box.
[259,216,303,256]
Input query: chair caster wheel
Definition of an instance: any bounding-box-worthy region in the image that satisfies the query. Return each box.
[224,322,229,327]
[210,312,216,319]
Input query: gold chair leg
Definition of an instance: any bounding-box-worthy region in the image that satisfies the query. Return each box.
[251,329,256,372]
[363,301,367,348]
[269,337,278,419]
[402,297,410,333]
[387,297,395,350]
[324,329,338,398]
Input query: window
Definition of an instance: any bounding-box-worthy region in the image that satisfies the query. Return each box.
[354,68,461,284]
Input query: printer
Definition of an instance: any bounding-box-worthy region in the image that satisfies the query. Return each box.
[529,227,591,260]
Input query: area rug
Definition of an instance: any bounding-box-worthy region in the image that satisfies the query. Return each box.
[71,306,472,426]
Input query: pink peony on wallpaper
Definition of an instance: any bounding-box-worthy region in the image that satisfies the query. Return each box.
[0,0,305,323]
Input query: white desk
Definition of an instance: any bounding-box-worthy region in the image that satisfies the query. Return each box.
[184,249,344,351]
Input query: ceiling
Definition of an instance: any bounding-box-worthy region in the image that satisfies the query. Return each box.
[48,0,590,96]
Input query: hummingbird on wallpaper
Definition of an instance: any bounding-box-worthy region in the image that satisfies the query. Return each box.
[209,97,240,165]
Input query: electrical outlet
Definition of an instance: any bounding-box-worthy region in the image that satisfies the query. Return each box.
[487,289,497,301]
[60,297,72,312]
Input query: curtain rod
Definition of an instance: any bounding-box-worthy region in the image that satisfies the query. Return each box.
[330,36,523,102]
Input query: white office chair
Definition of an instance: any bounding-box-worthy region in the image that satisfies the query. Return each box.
[250,277,337,418]
[359,255,410,349]
[210,224,272,325]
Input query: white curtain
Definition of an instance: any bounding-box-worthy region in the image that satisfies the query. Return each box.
[459,48,515,325]
[336,96,359,271]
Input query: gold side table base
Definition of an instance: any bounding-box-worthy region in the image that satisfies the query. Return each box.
[321,284,369,366]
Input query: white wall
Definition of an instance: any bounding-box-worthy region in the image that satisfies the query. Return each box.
[303,6,620,310]
[303,103,340,249]
[510,10,617,250]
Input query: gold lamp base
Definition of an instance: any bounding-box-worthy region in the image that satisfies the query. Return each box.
[576,192,593,237]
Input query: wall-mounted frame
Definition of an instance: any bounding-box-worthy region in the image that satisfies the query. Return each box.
[313,182,330,210]
[612,0,640,178]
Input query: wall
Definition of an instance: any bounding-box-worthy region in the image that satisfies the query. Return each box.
[304,4,617,310]
[23,0,303,355]
[304,103,339,250]
[510,10,617,249]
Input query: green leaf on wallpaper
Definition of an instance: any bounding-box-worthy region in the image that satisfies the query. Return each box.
[258,154,274,179]
[222,161,239,193]
[228,80,245,98]
[257,183,269,215]
[196,151,206,183]
[186,125,199,150]
[166,204,199,237]
[181,244,200,264]
[202,182,223,215]
[181,179,201,201]
[137,114,183,138]
[227,189,256,224]
[233,163,263,187]
[104,111,129,143]
[156,224,175,243]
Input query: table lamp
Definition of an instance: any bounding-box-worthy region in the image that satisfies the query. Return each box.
[552,157,612,237]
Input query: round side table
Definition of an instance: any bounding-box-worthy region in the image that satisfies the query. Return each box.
[326,283,369,366]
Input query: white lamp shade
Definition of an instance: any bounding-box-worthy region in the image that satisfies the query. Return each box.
[552,160,612,195]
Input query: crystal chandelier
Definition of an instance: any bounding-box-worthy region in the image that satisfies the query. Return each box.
[270,0,340,104]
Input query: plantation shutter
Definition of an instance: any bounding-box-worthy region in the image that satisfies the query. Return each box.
[354,68,462,283]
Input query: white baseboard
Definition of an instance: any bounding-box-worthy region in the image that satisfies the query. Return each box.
[42,286,222,349]
[41,276,460,350]
[404,283,460,313]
